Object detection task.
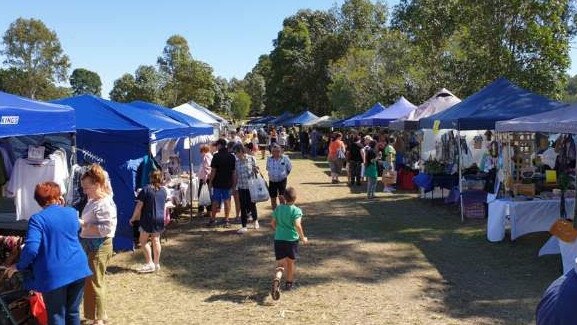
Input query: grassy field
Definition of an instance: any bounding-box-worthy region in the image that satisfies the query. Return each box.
[104,154,560,324]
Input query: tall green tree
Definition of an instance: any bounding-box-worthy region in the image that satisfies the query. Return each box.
[392,0,575,98]
[230,90,251,121]
[70,68,102,96]
[243,71,266,116]
[157,35,216,107]
[211,77,232,115]
[1,18,70,99]
[266,20,313,114]
[109,73,137,103]
[109,65,165,103]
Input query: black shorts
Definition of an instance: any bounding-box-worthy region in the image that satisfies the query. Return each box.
[274,240,299,260]
[268,178,287,198]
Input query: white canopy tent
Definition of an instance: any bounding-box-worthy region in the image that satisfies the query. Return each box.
[173,103,220,134]
[188,100,229,126]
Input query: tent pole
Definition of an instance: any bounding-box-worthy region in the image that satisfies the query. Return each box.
[574,149,577,227]
[71,132,77,166]
[189,137,194,223]
[458,129,464,222]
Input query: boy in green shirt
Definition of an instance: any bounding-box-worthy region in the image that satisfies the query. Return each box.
[270,187,308,300]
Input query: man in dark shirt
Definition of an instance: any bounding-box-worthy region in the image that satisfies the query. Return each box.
[209,138,237,227]
[299,129,310,158]
[348,135,364,186]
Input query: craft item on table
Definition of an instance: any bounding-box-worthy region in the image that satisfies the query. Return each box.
[546,170,558,184]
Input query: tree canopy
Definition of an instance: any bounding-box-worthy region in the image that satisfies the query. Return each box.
[70,68,102,96]
[1,18,70,99]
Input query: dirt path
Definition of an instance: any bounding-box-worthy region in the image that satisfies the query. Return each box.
[105,155,559,324]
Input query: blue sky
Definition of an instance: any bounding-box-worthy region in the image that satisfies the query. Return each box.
[1,0,576,99]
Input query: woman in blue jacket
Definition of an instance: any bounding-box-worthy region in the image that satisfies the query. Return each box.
[6,181,92,325]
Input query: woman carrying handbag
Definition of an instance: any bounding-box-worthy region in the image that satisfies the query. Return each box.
[232,144,260,234]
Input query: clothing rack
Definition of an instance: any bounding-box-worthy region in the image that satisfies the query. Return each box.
[78,148,105,164]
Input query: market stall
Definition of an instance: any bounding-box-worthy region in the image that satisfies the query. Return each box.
[129,100,214,220]
[53,95,202,250]
[420,78,565,220]
[496,102,577,273]
[0,91,77,323]
[0,91,76,232]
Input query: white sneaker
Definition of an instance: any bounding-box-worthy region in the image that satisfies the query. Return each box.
[254,220,260,229]
[155,264,161,272]
[237,227,248,234]
[137,263,155,273]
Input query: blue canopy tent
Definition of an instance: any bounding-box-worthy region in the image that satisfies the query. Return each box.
[343,103,387,127]
[358,97,417,127]
[248,115,276,125]
[0,91,76,232]
[270,112,294,126]
[52,95,196,251]
[129,100,213,138]
[0,90,75,137]
[281,110,319,126]
[418,78,565,222]
[419,78,565,130]
[129,100,214,175]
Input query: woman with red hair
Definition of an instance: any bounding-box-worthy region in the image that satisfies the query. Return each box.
[6,181,92,325]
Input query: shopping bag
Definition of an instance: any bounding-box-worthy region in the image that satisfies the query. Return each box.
[29,291,48,325]
[249,174,270,203]
[198,184,212,207]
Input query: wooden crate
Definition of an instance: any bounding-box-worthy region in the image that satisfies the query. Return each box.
[513,183,535,197]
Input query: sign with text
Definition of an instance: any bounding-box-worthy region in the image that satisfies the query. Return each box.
[0,116,19,125]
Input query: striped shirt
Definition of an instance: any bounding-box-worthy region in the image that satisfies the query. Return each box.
[266,155,292,182]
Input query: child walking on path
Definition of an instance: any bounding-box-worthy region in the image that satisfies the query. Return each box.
[364,140,379,199]
[270,187,308,300]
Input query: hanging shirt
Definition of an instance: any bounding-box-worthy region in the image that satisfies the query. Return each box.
[6,157,68,220]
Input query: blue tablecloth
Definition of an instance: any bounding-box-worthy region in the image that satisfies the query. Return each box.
[413,173,459,193]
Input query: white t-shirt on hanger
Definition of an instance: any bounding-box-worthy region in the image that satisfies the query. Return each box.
[6,157,68,220]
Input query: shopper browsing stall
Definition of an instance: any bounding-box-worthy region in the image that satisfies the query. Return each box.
[232,144,260,233]
[80,164,117,325]
[208,139,237,227]
[129,170,168,273]
[7,182,92,325]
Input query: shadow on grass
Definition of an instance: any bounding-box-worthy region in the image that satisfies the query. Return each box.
[116,185,559,323]
[292,195,559,323]
[204,291,270,306]
[107,265,136,275]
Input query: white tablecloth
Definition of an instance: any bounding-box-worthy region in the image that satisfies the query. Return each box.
[487,198,575,242]
[539,236,577,274]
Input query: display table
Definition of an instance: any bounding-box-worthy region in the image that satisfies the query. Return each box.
[487,198,575,242]
[539,236,577,274]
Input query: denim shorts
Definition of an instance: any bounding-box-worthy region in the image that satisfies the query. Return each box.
[212,187,231,204]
